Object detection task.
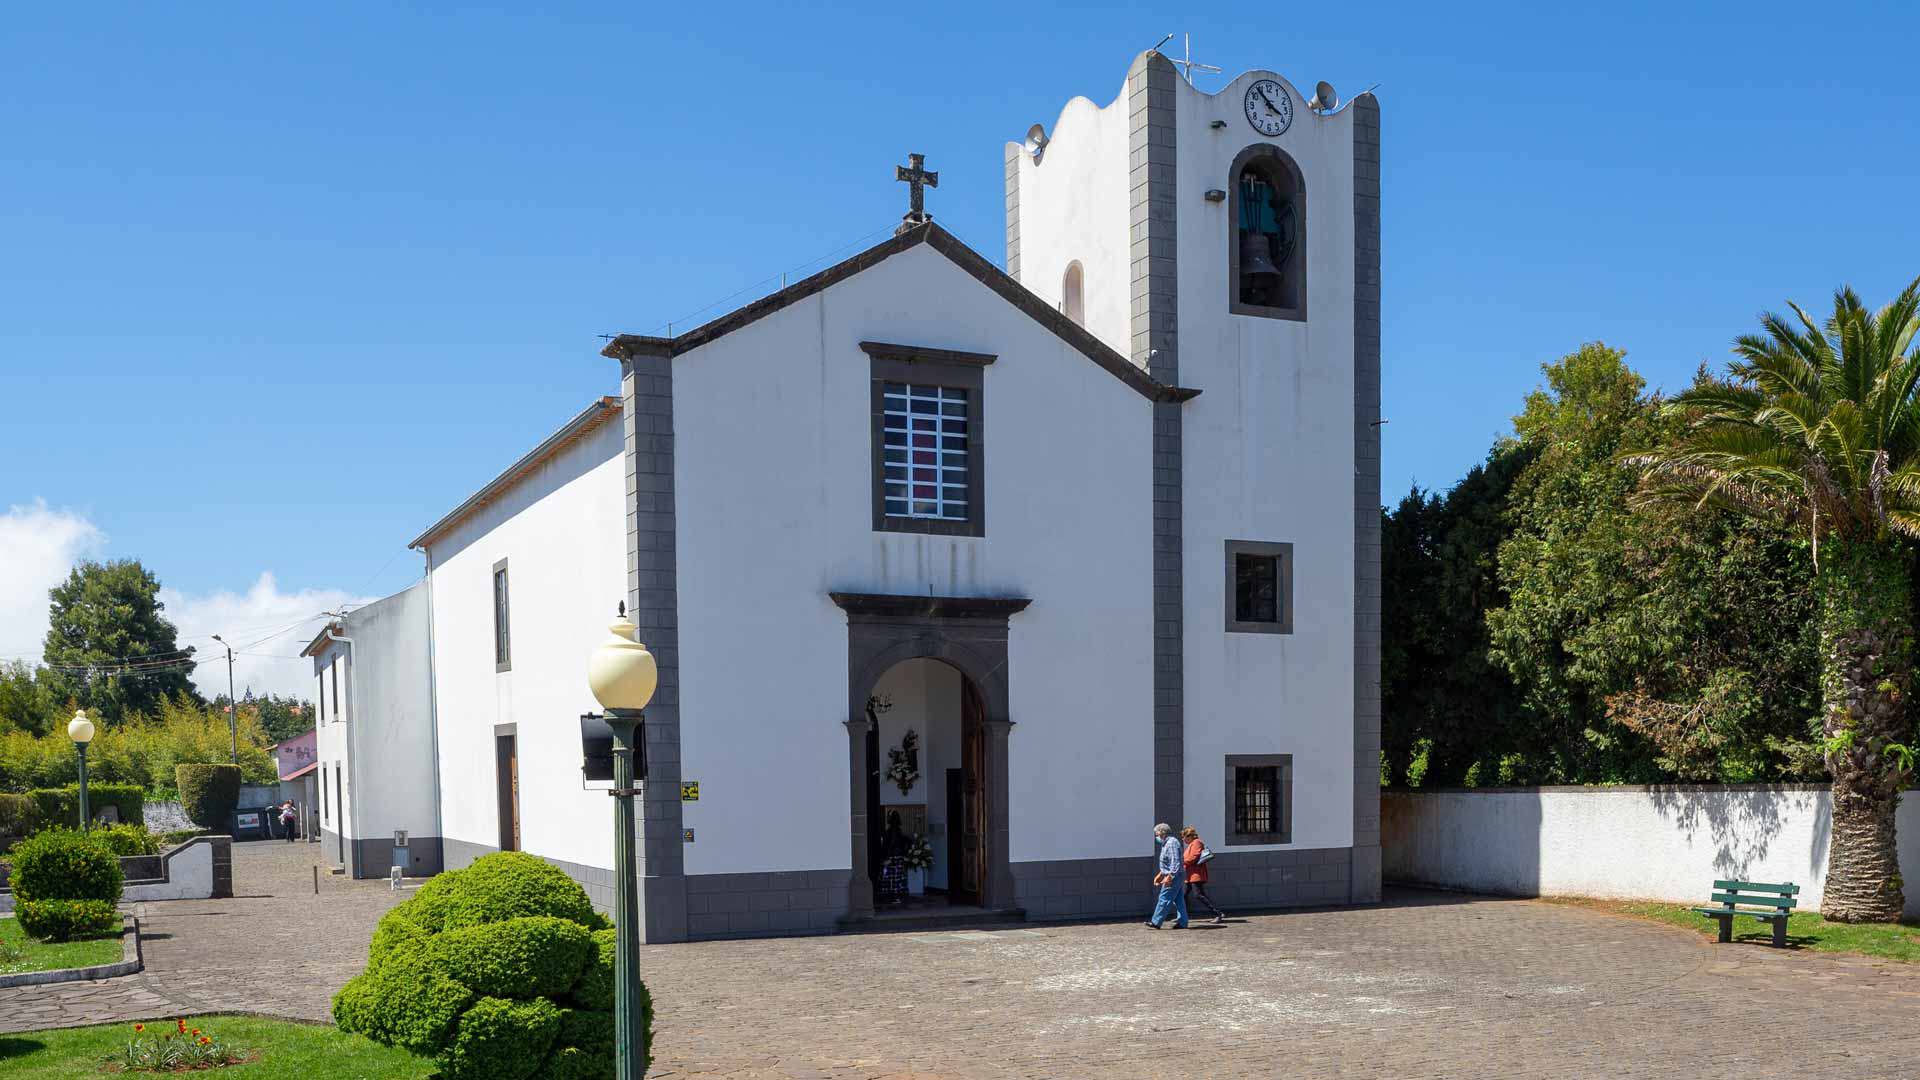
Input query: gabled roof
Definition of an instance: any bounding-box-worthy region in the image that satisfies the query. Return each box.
[409,396,624,550]
[601,221,1199,405]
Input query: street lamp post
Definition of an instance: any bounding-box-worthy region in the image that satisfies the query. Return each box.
[68,710,96,831]
[211,634,238,763]
[586,605,658,1080]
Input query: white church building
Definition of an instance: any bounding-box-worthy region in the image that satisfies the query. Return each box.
[328,49,1381,942]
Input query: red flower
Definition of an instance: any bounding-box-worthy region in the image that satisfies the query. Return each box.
[191,1029,201,1036]
[199,1036,211,1045]
[133,1024,145,1033]
[177,1020,187,1032]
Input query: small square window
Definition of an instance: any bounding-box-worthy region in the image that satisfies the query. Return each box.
[1224,540,1292,634]
[868,344,987,538]
[1224,754,1292,845]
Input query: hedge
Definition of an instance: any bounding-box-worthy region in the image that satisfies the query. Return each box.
[92,823,161,856]
[175,764,242,828]
[7,785,146,834]
[17,898,117,942]
[333,851,645,1079]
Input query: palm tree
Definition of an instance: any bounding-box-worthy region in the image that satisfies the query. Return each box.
[1627,278,1920,922]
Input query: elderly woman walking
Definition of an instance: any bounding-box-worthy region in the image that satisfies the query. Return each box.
[1145,822,1188,929]
[1181,826,1226,923]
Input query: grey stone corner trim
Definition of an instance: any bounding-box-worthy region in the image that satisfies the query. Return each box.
[1351,92,1383,905]
[620,348,689,945]
[859,340,997,367]
[1004,141,1022,280]
[1129,48,1184,832]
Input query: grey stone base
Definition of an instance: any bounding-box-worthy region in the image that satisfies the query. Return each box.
[441,835,496,872]
[1013,846,1363,921]
[349,836,445,880]
[686,870,850,940]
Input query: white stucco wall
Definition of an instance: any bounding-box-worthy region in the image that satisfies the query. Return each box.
[1006,83,1134,357]
[673,242,1155,876]
[1382,787,1920,919]
[425,415,627,874]
[313,650,350,860]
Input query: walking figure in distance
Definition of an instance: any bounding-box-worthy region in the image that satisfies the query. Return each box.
[1146,822,1188,929]
[1181,826,1226,923]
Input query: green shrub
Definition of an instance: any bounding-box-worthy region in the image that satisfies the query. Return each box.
[157,828,206,847]
[438,852,596,930]
[16,898,118,941]
[332,851,643,1078]
[93,823,160,856]
[442,996,561,1080]
[431,916,594,998]
[0,793,31,838]
[8,827,123,904]
[175,764,242,828]
[21,784,144,832]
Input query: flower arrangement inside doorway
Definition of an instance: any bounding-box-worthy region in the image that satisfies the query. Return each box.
[885,729,921,795]
[902,834,935,872]
[108,1019,255,1072]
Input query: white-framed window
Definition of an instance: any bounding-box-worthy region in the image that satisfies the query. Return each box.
[881,382,971,522]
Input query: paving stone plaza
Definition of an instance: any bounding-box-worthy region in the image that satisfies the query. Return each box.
[4,842,1917,1078]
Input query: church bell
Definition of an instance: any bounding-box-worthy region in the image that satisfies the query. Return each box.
[1240,230,1282,280]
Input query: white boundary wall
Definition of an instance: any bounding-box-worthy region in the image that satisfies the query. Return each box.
[1382,786,1920,919]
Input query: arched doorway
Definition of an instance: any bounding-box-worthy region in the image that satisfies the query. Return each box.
[862,657,988,907]
[832,591,1028,919]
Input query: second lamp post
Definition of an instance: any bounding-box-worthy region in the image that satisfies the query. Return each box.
[68,709,95,831]
[586,606,657,1080]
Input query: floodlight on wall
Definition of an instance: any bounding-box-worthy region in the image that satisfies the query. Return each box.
[1024,124,1049,163]
[1309,81,1338,113]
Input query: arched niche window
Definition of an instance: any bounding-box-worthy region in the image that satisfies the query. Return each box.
[1061,260,1085,326]
[1228,145,1306,320]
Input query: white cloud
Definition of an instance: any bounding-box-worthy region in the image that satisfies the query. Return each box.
[161,573,375,703]
[0,500,106,661]
[0,500,373,703]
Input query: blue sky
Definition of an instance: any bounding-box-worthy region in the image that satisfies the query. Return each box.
[3,2,1917,691]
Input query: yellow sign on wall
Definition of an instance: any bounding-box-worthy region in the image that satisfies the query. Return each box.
[680,781,700,802]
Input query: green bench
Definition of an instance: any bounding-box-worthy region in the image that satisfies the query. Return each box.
[1692,879,1797,947]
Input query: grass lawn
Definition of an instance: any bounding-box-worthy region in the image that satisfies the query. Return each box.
[0,915,124,975]
[0,1016,434,1080]
[1553,898,1920,962]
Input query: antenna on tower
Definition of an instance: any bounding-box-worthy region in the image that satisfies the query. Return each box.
[1167,33,1221,86]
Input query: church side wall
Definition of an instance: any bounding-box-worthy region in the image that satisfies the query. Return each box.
[1006,87,1134,359]
[1171,72,1361,905]
[339,581,440,877]
[672,245,1156,899]
[426,419,628,901]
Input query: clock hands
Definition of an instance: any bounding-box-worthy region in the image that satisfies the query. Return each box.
[1258,86,1285,115]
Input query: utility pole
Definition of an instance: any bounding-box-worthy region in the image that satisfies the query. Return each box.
[212,634,238,762]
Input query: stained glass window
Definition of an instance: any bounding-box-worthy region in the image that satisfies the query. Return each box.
[881,382,969,521]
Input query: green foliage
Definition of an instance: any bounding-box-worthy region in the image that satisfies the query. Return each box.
[437,852,597,931]
[0,661,64,737]
[333,851,643,1079]
[430,916,594,999]
[175,763,242,828]
[41,559,198,724]
[15,898,118,942]
[441,996,561,1080]
[568,928,617,1011]
[21,784,145,833]
[0,695,278,794]
[8,827,123,904]
[91,823,160,856]
[0,793,33,839]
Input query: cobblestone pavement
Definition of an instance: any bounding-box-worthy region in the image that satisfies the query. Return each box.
[5,843,1919,1078]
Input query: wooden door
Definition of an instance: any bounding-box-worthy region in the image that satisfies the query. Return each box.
[957,679,987,905]
[496,734,521,851]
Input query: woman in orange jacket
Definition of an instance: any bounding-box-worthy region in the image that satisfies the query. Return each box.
[1181,826,1227,923]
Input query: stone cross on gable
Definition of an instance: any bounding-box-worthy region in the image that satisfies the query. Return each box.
[895,153,938,232]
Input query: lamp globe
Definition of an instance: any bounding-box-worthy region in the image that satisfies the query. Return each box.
[68,710,95,745]
[588,613,658,713]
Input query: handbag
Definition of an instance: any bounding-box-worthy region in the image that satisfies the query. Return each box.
[1196,845,1214,865]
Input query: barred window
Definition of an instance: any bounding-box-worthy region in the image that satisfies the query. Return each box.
[1234,766,1278,834]
[881,382,970,521]
[1224,754,1291,845]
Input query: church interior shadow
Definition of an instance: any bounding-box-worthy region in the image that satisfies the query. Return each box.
[0,1037,46,1061]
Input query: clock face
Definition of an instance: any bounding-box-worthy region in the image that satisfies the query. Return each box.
[1243,79,1293,137]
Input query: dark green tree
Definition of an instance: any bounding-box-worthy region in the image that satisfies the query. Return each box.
[42,560,199,724]
[0,661,64,736]
[1627,280,1920,922]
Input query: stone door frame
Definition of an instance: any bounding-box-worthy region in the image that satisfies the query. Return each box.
[831,592,1029,917]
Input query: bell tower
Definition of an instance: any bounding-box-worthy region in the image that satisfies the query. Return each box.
[1003,50,1382,902]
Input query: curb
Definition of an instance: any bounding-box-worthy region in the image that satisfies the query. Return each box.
[0,914,143,988]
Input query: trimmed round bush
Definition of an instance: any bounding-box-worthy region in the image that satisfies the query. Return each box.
[8,827,123,905]
[16,898,117,942]
[437,852,596,930]
[175,764,242,829]
[93,823,160,856]
[332,851,646,1079]
[443,996,561,1080]
[431,915,594,998]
